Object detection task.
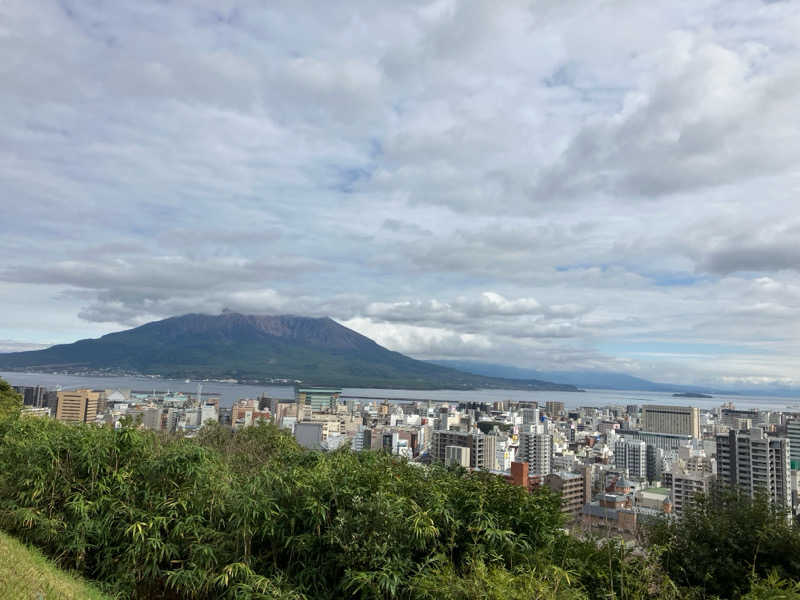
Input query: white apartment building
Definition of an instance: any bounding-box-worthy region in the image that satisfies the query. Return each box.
[517,431,553,476]
[716,428,791,512]
[614,439,647,480]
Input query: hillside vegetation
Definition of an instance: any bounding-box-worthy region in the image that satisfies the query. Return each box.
[0,378,799,599]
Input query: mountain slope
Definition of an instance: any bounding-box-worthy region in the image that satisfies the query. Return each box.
[0,313,579,390]
[428,359,717,393]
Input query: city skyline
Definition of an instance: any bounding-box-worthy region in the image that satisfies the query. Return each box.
[2,1,800,388]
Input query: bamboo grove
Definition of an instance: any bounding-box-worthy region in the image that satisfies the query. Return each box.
[1,379,799,599]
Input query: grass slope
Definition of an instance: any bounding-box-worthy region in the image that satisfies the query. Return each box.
[0,530,109,600]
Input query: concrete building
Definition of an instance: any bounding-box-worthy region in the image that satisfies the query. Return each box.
[721,407,761,428]
[12,385,47,408]
[544,471,586,518]
[231,398,270,430]
[294,422,324,450]
[672,469,715,516]
[445,445,471,467]
[616,429,693,451]
[521,407,540,429]
[786,419,800,470]
[296,388,342,413]
[545,401,565,419]
[431,430,497,470]
[646,445,665,483]
[517,431,553,475]
[614,439,647,479]
[716,428,791,511]
[55,389,99,424]
[641,405,700,438]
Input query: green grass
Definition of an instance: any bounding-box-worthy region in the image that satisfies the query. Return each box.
[0,530,110,600]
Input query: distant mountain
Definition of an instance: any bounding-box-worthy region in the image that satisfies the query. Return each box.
[428,360,717,394]
[0,313,579,391]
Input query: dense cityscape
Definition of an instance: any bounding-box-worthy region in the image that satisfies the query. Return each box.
[12,381,800,539]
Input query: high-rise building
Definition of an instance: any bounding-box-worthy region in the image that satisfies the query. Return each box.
[614,439,647,479]
[716,428,791,511]
[431,431,497,470]
[786,419,800,470]
[521,407,540,428]
[646,445,665,483]
[13,385,47,408]
[545,401,565,419]
[517,431,553,476]
[55,389,99,424]
[641,405,700,438]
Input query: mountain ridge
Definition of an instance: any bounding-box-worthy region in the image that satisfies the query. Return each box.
[0,313,580,391]
[427,359,720,394]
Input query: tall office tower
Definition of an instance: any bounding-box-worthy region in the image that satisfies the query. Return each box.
[786,419,800,470]
[614,439,647,479]
[55,389,99,424]
[716,428,791,511]
[431,430,497,471]
[641,405,700,438]
[517,431,553,476]
[13,385,47,408]
[545,401,565,419]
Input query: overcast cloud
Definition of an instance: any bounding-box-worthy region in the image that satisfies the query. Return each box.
[2,0,800,388]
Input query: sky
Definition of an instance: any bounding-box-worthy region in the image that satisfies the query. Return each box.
[1,0,800,389]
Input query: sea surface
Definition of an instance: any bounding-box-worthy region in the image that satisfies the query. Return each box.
[3,371,799,412]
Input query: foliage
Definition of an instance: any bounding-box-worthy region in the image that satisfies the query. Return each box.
[409,558,587,600]
[0,377,22,419]
[742,571,800,600]
[646,486,800,599]
[544,534,683,600]
[0,404,580,599]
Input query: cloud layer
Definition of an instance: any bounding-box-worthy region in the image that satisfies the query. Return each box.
[2,0,800,387]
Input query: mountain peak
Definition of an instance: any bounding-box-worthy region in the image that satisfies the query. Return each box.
[0,312,579,391]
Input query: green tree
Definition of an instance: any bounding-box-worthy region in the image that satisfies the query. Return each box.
[646,486,800,598]
[0,378,22,419]
[743,571,800,600]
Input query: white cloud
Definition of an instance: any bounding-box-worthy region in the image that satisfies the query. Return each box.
[1,0,800,387]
